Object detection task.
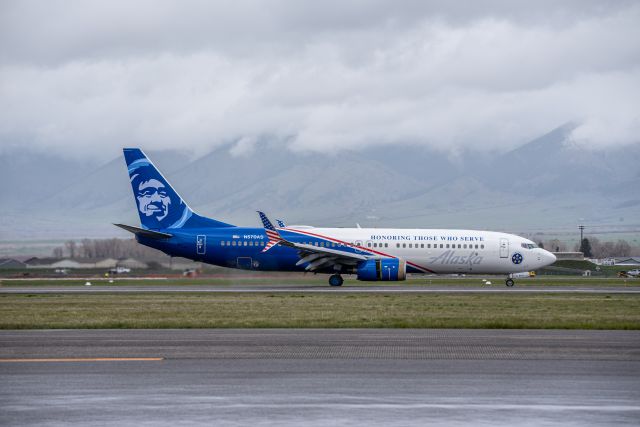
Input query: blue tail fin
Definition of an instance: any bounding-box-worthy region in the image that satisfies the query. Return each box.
[123,148,233,230]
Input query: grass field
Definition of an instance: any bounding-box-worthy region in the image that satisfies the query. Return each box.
[1,292,638,330]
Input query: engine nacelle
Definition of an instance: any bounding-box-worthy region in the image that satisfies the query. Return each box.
[356,259,406,281]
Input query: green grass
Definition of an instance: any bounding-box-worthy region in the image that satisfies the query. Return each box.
[1,292,638,330]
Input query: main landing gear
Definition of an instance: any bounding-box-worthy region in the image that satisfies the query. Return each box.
[505,278,515,287]
[329,274,344,287]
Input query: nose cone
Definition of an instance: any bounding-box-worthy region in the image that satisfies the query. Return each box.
[544,250,557,266]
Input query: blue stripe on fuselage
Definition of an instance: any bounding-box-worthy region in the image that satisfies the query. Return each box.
[137,227,366,272]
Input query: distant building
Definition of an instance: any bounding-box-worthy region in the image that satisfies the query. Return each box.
[24,257,140,269]
[552,252,584,261]
[116,258,148,269]
[48,259,85,269]
[0,258,27,269]
[93,258,118,269]
[24,257,60,267]
[614,257,640,266]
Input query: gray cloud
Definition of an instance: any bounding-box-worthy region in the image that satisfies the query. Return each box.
[1,0,639,158]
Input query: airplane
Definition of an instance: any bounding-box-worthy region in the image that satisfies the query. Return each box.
[116,148,557,287]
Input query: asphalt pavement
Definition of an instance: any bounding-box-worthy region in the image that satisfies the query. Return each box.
[1,329,639,426]
[1,283,639,294]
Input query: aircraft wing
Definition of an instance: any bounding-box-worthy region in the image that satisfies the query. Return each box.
[282,240,367,271]
[257,211,367,272]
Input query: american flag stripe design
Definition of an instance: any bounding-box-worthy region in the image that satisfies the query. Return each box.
[266,230,281,240]
[262,229,282,252]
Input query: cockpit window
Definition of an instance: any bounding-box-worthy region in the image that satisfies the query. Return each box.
[521,243,537,249]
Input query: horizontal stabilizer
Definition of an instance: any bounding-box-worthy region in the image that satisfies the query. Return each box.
[113,223,173,239]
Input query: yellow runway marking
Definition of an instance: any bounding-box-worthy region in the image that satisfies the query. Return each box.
[0,357,164,363]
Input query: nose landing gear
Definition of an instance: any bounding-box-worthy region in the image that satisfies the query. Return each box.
[505,278,515,287]
[329,274,344,287]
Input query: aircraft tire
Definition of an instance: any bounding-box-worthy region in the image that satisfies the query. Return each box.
[505,278,515,287]
[329,274,344,287]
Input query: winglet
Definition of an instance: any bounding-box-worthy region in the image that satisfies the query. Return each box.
[257,211,282,252]
[258,211,277,231]
[276,219,286,228]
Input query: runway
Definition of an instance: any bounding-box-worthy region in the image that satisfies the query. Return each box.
[1,283,639,294]
[1,329,639,426]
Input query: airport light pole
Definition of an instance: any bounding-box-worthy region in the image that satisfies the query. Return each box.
[578,225,585,245]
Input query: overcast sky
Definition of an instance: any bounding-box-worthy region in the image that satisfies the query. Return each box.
[1,0,639,159]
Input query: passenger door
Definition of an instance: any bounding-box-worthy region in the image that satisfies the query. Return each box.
[499,238,509,258]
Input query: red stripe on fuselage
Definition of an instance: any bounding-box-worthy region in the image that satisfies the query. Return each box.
[282,228,437,274]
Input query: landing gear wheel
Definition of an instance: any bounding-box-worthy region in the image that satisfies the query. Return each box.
[505,278,515,287]
[329,274,344,287]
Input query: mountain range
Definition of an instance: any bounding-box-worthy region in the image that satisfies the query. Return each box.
[1,124,639,241]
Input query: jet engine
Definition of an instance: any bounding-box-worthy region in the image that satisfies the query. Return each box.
[356,259,406,281]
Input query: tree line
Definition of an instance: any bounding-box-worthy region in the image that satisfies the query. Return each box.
[52,238,168,261]
[539,237,639,258]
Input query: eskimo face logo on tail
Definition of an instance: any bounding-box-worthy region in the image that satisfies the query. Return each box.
[129,163,189,229]
[136,178,171,221]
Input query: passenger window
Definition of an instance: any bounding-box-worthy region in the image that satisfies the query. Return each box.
[368,242,372,247]
[427,244,430,248]
[396,243,400,248]
[221,241,225,246]
[402,243,406,248]
[481,244,485,249]
[232,241,237,246]
[420,244,424,248]
[446,244,449,249]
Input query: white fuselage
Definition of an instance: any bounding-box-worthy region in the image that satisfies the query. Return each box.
[281,226,557,274]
